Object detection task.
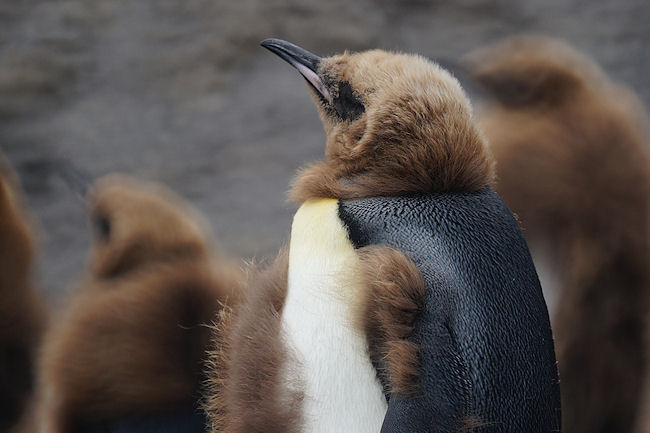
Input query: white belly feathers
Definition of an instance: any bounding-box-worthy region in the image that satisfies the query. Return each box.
[282,198,387,433]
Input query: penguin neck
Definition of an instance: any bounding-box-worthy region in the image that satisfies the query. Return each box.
[281,198,387,432]
[288,135,495,203]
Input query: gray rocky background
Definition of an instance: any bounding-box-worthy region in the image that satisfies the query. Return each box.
[1,0,648,301]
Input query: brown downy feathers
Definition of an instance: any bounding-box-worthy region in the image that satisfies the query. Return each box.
[0,156,47,432]
[204,248,304,433]
[36,174,243,433]
[357,245,426,397]
[289,49,495,201]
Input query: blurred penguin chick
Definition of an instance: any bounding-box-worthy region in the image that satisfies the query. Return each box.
[0,159,47,432]
[465,36,650,433]
[37,174,244,433]
[465,36,650,240]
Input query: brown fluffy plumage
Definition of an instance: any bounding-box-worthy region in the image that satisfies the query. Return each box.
[290,49,494,202]
[357,245,426,397]
[465,36,650,433]
[638,330,650,433]
[204,248,303,433]
[0,158,47,432]
[35,174,243,433]
[640,343,650,433]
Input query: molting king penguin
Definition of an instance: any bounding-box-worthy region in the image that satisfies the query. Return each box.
[464,36,650,433]
[206,40,561,433]
[35,174,244,433]
[0,155,47,433]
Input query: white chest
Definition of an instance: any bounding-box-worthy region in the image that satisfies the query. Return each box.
[281,199,387,433]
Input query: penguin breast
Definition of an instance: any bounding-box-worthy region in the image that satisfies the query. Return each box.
[282,198,387,432]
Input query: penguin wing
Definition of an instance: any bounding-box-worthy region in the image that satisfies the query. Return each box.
[358,245,473,433]
[357,245,425,397]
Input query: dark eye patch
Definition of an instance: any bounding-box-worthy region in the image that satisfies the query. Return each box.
[93,213,112,241]
[333,81,365,121]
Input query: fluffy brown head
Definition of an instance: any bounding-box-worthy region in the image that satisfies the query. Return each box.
[465,36,650,433]
[465,36,612,109]
[262,40,495,201]
[87,174,212,279]
[37,174,243,432]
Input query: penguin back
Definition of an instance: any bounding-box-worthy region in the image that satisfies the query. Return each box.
[339,189,561,432]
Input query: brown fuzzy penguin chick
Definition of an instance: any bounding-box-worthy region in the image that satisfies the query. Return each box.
[283,46,495,202]
[204,248,304,433]
[0,160,47,432]
[639,333,650,433]
[260,45,493,408]
[465,36,650,433]
[36,174,244,433]
[262,40,495,399]
[232,40,560,433]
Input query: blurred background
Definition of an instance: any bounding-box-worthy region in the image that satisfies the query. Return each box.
[1,0,648,301]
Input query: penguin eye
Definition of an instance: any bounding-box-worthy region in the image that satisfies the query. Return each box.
[495,77,535,106]
[93,214,112,241]
[332,82,365,121]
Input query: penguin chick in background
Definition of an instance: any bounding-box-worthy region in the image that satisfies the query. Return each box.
[36,174,243,433]
[464,36,650,433]
[639,350,650,433]
[0,157,47,432]
[207,40,561,433]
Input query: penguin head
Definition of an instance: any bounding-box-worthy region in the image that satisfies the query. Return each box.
[463,36,650,237]
[86,174,211,279]
[261,39,494,200]
[463,36,606,109]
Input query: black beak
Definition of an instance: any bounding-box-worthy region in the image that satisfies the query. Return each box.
[260,38,332,104]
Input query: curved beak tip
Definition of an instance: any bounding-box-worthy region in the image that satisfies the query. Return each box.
[259,38,321,72]
[259,38,275,49]
[259,38,332,104]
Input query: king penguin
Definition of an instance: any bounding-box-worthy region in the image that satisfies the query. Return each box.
[0,156,47,433]
[35,174,243,433]
[207,40,561,433]
[464,36,650,433]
